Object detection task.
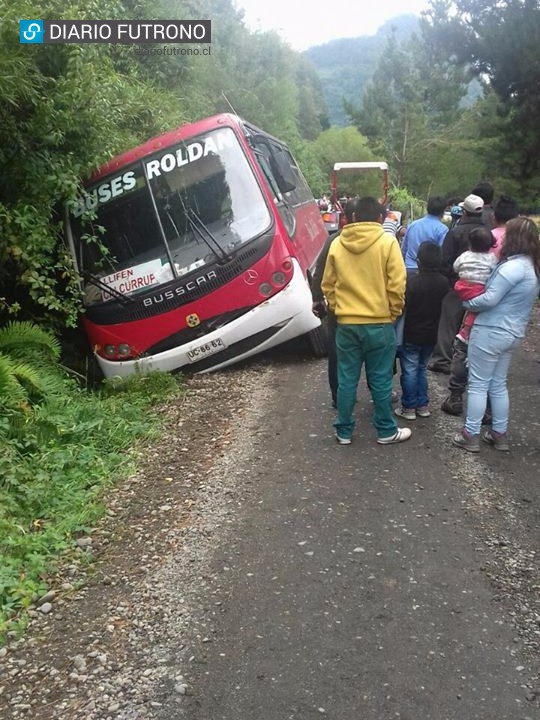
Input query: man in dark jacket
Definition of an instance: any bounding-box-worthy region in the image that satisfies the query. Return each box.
[312,229,341,406]
[395,242,449,419]
[428,193,487,374]
[312,199,358,406]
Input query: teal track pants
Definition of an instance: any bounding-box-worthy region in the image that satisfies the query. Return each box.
[334,323,397,440]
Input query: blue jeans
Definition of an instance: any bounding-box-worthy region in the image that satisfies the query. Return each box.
[399,343,433,409]
[465,326,521,435]
[335,323,397,440]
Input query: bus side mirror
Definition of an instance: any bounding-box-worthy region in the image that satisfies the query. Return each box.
[269,150,297,194]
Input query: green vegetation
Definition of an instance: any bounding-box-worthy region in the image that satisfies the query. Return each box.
[309,3,540,207]
[423,0,540,208]
[0,0,327,330]
[310,127,378,197]
[0,322,182,637]
[345,22,484,199]
[305,15,420,127]
[1,0,539,638]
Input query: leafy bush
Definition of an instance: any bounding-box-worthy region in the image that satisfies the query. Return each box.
[387,186,425,224]
[0,322,183,637]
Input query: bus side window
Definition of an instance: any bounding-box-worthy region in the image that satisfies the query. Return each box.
[252,142,295,236]
[253,149,281,202]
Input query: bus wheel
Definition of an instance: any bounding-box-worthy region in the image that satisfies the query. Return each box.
[306,321,328,358]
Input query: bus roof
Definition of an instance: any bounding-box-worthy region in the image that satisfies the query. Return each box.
[89,113,243,183]
[333,162,388,172]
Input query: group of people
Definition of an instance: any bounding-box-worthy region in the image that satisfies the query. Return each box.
[312,182,540,452]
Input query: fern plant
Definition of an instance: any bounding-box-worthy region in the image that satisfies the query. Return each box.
[0,322,66,436]
[0,321,61,362]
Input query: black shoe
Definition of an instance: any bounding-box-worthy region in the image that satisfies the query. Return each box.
[441,395,463,416]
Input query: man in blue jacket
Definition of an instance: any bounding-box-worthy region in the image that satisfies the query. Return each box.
[401,196,448,273]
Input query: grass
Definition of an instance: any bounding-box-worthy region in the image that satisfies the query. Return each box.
[0,369,183,640]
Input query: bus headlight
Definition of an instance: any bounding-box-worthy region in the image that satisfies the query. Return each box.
[258,282,273,297]
[104,344,116,357]
[118,344,132,357]
[272,271,286,286]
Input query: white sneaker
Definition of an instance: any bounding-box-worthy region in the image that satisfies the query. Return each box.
[335,434,352,445]
[377,427,412,445]
[395,407,416,421]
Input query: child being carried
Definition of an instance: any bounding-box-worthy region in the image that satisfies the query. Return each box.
[453,227,498,343]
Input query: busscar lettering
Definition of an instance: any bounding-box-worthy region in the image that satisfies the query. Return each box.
[142,270,217,307]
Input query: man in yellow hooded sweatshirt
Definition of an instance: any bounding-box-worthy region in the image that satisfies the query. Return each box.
[322,196,410,445]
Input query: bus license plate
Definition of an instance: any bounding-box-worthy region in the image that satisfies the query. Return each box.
[187,338,226,362]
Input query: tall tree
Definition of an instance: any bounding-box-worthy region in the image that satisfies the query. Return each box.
[309,127,378,197]
[345,31,472,195]
[422,0,540,204]
[0,0,179,328]
[0,0,329,331]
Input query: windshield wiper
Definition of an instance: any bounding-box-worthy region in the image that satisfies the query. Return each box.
[81,271,135,304]
[186,209,232,264]
[173,191,232,265]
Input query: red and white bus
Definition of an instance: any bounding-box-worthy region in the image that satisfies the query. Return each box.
[65,113,329,377]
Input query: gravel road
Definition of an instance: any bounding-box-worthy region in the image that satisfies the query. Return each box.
[0,366,275,719]
[0,317,539,720]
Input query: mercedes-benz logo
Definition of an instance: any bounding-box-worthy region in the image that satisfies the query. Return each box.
[244,269,259,285]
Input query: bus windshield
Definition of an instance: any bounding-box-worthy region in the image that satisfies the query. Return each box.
[70,127,271,306]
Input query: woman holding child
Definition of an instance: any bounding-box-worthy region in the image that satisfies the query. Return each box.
[453,217,540,453]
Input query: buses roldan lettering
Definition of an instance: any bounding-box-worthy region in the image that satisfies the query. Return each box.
[72,131,234,218]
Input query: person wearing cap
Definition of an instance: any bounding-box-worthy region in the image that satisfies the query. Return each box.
[428,193,488,375]
[449,204,463,229]
[445,196,464,229]
[382,207,405,242]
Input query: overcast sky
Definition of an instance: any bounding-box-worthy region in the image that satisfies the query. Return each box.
[234,0,431,50]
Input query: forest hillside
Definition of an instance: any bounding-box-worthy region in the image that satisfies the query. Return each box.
[305,15,419,127]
